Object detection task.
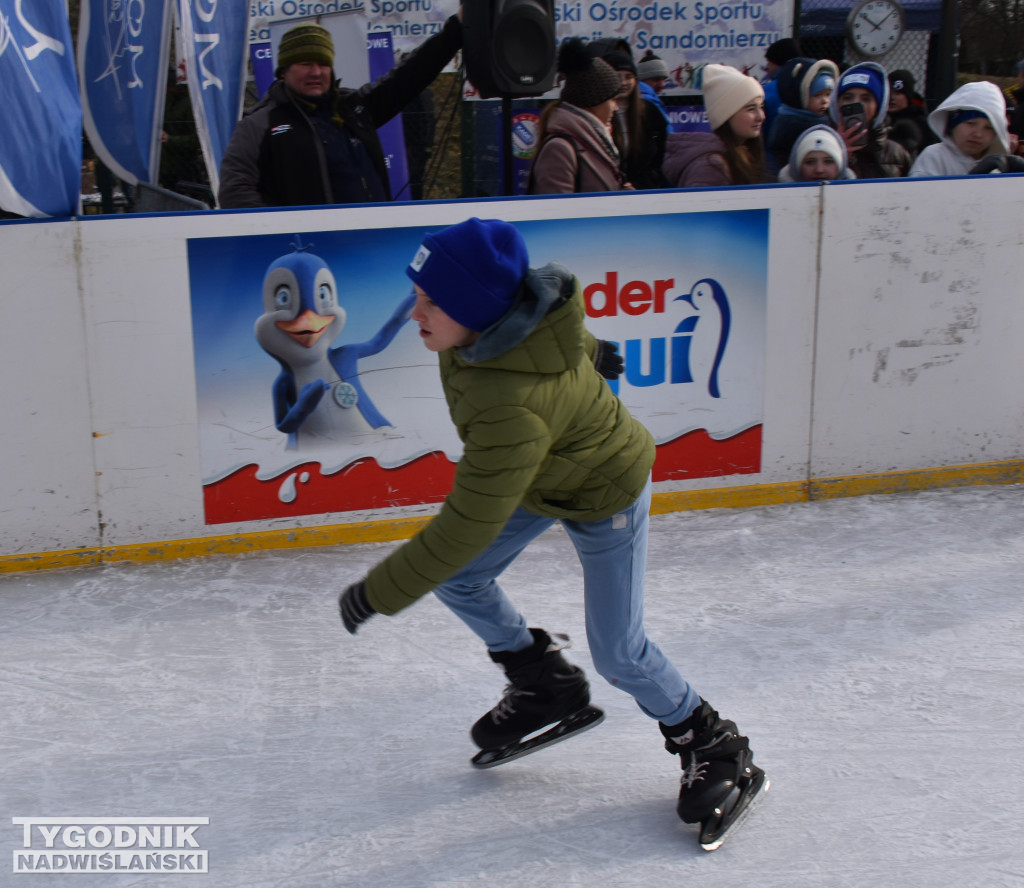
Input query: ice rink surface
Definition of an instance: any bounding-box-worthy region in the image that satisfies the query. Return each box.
[3,483,1023,887]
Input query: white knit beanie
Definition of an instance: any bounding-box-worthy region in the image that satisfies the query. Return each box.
[793,126,845,172]
[701,64,765,131]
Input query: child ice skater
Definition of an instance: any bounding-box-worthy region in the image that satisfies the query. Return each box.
[338,217,766,849]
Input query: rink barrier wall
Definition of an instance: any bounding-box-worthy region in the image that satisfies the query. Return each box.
[1,178,1022,574]
[3,459,1022,574]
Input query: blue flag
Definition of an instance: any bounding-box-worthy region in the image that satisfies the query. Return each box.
[77,0,173,187]
[0,1,82,217]
[176,0,249,200]
[367,31,411,200]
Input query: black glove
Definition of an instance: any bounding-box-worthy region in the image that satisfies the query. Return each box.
[969,154,1024,175]
[594,339,624,380]
[339,581,376,634]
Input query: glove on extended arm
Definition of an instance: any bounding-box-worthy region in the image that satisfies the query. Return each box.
[339,580,376,634]
[594,339,624,380]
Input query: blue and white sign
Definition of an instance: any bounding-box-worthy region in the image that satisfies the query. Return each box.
[0,1,82,217]
[78,0,174,186]
[177,0,250,199]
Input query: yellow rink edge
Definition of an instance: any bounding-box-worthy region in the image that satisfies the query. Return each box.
[3,459,1021,575]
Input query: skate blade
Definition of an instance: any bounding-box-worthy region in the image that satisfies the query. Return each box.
[470,705,605,769]
[698,771,769,851]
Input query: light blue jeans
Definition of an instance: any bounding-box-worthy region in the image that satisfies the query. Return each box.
[433,480,700,726]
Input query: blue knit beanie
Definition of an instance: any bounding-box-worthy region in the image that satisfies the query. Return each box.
[837,65,886,109]
[946,109,987,133]
[406,218,529,332]
[810,71,835,97]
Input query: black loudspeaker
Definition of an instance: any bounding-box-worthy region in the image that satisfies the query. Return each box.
[463,0,557,98]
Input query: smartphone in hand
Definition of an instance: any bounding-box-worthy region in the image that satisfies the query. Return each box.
[840,101,868,146]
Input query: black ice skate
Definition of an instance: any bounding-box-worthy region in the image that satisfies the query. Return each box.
[470,628,603,768]
[661,699,769,851]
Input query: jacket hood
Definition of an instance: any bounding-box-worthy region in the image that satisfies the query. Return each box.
[829,62,889,130]
[458,262,582,372]
[927,80,1010,155]
[777,57,839,110]
[783,123,852,180]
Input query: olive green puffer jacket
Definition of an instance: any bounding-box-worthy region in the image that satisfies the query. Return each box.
[365,262,655,616]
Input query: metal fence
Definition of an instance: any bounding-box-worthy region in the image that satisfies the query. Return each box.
[797,0,950,108]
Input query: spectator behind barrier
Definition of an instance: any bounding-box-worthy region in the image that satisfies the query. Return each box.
[767,57,839,172]
[528,39,633,195]
[663,64,768,188]
[761,37,802,138]
[777,124,855,182]
[909,81,1010,177]
[218,14,462,209]
[886,69,938,161]
[828,62,912,178]
[590,43,668,190]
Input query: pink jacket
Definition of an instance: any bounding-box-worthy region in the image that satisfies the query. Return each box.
[662,131,731,188]
[528,103,628,194]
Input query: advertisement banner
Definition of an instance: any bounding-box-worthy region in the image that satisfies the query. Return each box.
[78,0,173,186]
[249,1,448,60]
[0,0,82,217]
[187,210,767,524]
[557,0,794,89]
[177,0,250,198]
[251,0,794,97]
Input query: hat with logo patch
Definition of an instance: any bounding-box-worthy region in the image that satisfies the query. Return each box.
[837,64,886,110]
[406,218,529,333]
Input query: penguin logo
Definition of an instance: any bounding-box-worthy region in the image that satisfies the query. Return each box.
[254,237,415,450]
[675,278,731,399]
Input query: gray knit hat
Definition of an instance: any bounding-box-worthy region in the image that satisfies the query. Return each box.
[637,51,669,81]
[558,38,622,109]
[276,24,334,75]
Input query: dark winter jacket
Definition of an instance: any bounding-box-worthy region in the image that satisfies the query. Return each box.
[365,264,656,615]
[768,105,830,170]
[616,99,669,190]
[888,102,938,160]
[767,57,839,170]
[845,126,914,179]
[218,15,461,208]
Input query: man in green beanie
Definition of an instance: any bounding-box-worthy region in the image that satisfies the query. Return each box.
[218,13,462,208]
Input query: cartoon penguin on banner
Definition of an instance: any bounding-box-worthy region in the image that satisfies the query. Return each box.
[255,238,414,450]
[675,278,731,399]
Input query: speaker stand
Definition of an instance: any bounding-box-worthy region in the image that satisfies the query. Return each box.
[501,96,514,196]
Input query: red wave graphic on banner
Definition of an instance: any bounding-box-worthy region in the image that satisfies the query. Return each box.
[652,425,762,481]
[203,452,457,525]
[202,425,762,524]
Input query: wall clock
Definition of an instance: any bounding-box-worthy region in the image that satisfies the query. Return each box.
[846,0,906,57]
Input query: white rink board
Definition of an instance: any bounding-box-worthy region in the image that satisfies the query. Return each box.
[1,176,1021,557]
[813,176,1024,477]
[0,220,97,552]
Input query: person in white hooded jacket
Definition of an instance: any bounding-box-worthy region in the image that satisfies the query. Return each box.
[909,81,1010,177]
